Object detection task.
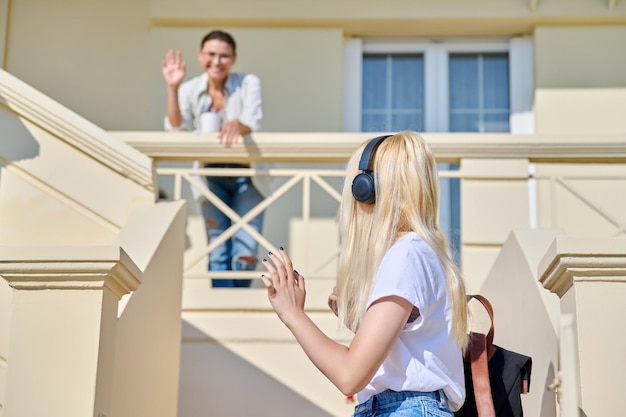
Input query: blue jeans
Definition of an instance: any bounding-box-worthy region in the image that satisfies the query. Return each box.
[202,164,264,288]
[353,390,453,417]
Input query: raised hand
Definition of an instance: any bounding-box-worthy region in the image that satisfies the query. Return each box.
[261,248,306,324]
[161,49,186,88]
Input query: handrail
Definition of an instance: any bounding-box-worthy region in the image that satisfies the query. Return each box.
[113,131,626,163]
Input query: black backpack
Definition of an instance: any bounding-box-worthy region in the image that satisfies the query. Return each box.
[455,295,532,417]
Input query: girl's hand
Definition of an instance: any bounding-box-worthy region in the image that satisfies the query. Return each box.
[261,248,306,324]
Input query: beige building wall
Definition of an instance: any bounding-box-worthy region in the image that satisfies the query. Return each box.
[4,0,152,130]
[534,26,626,134]
[460,159,531,292]
[534,163,626,238]
[149,0,625,37]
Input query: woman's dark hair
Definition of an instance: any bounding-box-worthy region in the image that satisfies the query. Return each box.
[200,30,237,55]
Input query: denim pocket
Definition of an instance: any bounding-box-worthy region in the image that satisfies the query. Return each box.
[425,402,454,417]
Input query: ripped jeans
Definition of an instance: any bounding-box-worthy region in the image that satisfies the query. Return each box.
[202,165,264,288]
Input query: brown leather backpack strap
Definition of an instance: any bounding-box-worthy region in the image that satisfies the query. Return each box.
[469,294,497,359]
[469,332,496,417]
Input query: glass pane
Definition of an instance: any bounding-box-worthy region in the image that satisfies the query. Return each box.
[449,52,510,133]
[450,113,480,132]
[391,113,424,132]
[483,53,509,109]
[449,54,478,109]
[363,55,387,110]
[484,113,510,132]
[362,53,424,132]
[391,55,423,110]
[362,113,389,132]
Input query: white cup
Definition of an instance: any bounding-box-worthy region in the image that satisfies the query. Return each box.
[200,112,222,132]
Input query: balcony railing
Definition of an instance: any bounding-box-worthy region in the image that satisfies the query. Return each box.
[115,131,626,297]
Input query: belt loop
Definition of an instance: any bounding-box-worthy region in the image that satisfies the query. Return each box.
[370,392,378,411]
[438,390,447,409]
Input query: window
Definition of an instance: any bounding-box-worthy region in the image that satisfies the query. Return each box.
[344,38,532,264]
[357,41,512,133]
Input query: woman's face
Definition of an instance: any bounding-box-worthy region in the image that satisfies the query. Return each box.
[198,39,236,81]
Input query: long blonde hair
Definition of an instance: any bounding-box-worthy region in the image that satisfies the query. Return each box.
[336,131,469,350]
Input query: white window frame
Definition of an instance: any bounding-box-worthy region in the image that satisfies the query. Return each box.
[343,37,537,255]
[343,37,534,134]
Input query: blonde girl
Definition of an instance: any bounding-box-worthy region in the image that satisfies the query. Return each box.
[262,131,469,417]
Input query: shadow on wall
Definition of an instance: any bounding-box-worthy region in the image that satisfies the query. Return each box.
[0,108,41,190]
[178,320,333,417]
[0,109,41,163]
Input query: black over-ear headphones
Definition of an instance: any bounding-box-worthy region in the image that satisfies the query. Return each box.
[351,134,392,204]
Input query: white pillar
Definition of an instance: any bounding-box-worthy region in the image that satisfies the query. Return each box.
[540,236,626,417]
[0,246,141,417]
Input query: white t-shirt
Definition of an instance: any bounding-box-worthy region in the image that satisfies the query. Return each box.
[357,232,465,411]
